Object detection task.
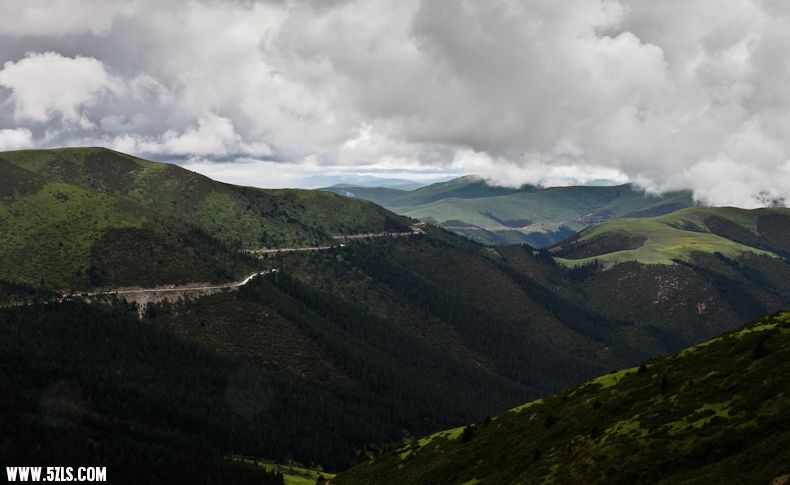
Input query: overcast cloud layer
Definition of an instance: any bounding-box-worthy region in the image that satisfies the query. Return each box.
[1,0,789,206]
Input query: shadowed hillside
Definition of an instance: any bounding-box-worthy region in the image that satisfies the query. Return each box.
[550,206,790,266]
[0,300,285,484]
[332,311,790,485]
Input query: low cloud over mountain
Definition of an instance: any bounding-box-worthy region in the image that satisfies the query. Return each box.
[1,0,789,206]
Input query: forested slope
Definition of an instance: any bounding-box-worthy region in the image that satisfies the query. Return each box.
[0,300,284,484]
[146,227,790,469]
[332,311,790,485]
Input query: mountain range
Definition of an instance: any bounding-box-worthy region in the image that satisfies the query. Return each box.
[1,147,789,482]
[320,175,695,247]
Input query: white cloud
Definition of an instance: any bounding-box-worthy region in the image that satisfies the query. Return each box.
[448,149,631,188]
[0,52,121,128]
[0,128,33,151]
[682,155,790,208]
[110,114,272,158]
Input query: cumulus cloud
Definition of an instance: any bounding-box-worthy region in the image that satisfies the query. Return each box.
[0,128,33,151]
[0,0,788,205]
[111,114,272,157]
[0,52,122,128]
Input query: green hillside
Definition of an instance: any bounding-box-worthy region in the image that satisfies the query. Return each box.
[0,148,413,288]
[551,206,790,267]
[0,174,143,286]
[0,158,264,288]
[332,311,790,485]
[498,203,790,347]
[1,148,409,249]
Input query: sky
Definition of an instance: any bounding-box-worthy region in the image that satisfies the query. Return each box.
[0,0,789,207]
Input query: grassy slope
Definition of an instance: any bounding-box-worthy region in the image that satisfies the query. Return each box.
[333,311,790,485]
[256,462,334,485]
[0,153,266,288]
[381,236,638,367]
[1,148,410,249]
[147,228,785,455]
[552,206,790,267]
[0,175,146,286]
[0,147,416,288]
[392,184,693,246]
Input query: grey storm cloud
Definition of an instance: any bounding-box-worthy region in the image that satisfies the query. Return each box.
[0,0,789,206]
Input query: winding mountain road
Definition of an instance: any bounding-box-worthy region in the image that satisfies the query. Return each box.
[245,222,426,254]
[69,270,276,298]
[53,223,427,300]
